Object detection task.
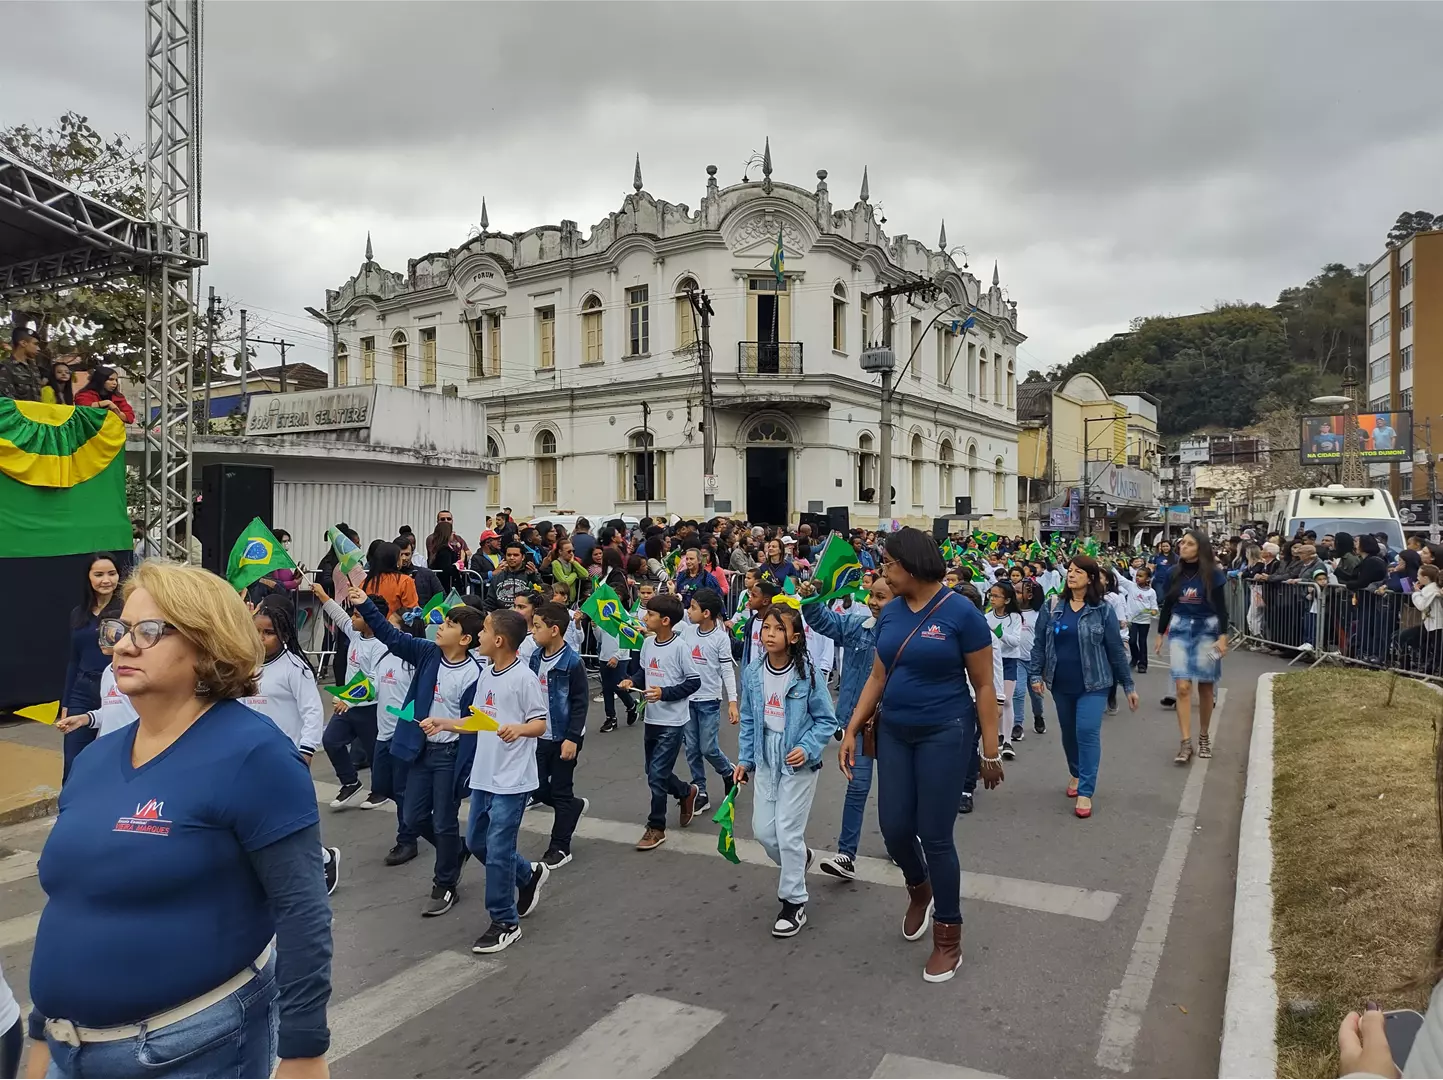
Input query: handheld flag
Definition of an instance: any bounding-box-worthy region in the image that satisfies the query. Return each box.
[322,670,376,704]
[14,700,60,725]
[770,228,785,284]
[457,706,500,732]
[225,518,296,592]
[582,581,646,650]
[805,536,864,604]
[711,785,741,864]
[385,700,416,723]
[422,588,463,627]
[992,622,1005,640]
[326,526,367,588]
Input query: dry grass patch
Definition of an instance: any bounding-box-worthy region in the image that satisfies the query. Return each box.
[1272,669,1441,1078]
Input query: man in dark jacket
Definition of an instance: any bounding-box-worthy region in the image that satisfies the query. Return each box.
[485,540,542,611]
[1,325,43,401]
[398,536,443,605]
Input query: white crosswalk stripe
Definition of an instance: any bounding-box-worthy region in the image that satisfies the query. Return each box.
[0,850,39,884]
[525,994,726,1078]
[0,911,40,949]
[872,1052,1004,1078]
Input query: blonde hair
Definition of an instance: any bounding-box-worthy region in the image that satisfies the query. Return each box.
[124,560,263,699]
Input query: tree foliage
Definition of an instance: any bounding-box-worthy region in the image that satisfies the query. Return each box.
[1387,209,1441,248]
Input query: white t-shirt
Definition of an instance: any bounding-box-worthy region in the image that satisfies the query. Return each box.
[761,661,792,732]
[683,623,736,703]
[323,598,390,682]
[469,657,549,795]
[804,622,836,675]
[92,665,138,737]
[519,635,539,665]
[639,634,699,727]
[375,654,416,741]
[0,957,17,1042]
[429,656,484,744]
[243,652,324,754]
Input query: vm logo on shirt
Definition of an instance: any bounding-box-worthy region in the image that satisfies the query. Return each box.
[114,798,172,837]
[921,624,947,640]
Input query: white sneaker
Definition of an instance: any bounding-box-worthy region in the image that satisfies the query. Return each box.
[1000,741,1016,761]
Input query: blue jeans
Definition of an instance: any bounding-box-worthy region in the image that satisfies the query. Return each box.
[683,700,734,797]
[44,956,277,1078]
[323,705,376,787]
[643,723,690,830]
[403,740,462,888]
[836,746,874,859]
[1052,690,1107,798]
[466,790,534,925]
[875,719,971,924]
[1011,678,1028,728]
[371,738,415,845]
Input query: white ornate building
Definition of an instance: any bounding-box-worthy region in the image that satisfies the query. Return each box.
[321,149,1025,531]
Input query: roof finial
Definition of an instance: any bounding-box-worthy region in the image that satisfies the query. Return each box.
[762,137,772,178]
[992,260,1000,287]
[479,197,489,232]
[939,220,947,251]
[633,153,643,193]
[860,166,869,202]
[365,231,373,262]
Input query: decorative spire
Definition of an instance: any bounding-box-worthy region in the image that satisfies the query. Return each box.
[479,198,489,232]
[860,166,869,202]
[633,153,643,193]
[939,220,947,251]
[365,231,373,262]
[992,260,1000,287]
[761,137,773,193]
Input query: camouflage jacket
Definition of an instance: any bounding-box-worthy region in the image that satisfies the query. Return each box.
[0,359,42,402]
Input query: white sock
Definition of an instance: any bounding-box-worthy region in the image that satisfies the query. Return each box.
[321,847,332,866]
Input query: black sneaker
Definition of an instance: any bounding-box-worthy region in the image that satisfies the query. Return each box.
[833,727,844,742]
[329,781,364,809]
[805,847,815,873]
[542,847,573,870]
[358,793,392,810]
[577,796,591,818]
[1034,715,1046,734]
[323,847,341,895]
[384,842,418,866]
[1011,723,1025,743]
[772,900,807,938]
[625,708,638,727]
[601,717,618,733]
[422,885,456,917]
[1001,741,1016,761]
[472,920,521,954]
[517,861,549,918]
[821,854,856,879]
[526,794,543,811]
[958,792,974,815]
[692,791,711,816]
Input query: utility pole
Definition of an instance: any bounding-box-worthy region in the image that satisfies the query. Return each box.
[689,288,717,518]
[203,286,217,432]
[238,308,248,398]
[1425,418,1439,544]
[248,336,294,392]
[641,401,652,521]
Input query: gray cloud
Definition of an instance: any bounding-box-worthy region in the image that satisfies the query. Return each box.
[7,1,1443,378]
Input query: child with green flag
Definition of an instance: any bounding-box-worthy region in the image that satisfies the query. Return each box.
[312,581,390,810]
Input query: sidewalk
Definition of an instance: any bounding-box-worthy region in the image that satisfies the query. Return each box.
[0,719,62,825]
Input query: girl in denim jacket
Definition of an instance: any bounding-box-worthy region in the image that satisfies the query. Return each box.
[734,603,837,938]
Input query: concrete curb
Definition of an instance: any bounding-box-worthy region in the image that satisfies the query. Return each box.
[1219,671,1279,1078]
[0,791,59,827]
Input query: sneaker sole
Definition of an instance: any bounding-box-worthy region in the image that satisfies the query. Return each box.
[902,898,934,942]
[636,835,667,851]
[325,848,341,896]
[544,852,574,870]
[422,897,455,917]
[771,913,807,938]
[329,788,366,809]
[922,956,963,983]
[473,929,521,954]
[519,864,550,917]
[819,861,856,880]
[358,798,392,811]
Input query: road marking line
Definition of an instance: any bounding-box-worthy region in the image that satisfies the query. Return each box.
[0,851,39,884]
[523,811,1119,922]
[0,911,40,949]
[327,950,502,1064]
[1095,687,1226,1073]
[525,993,725,1078]
[871,1052,1004,1078]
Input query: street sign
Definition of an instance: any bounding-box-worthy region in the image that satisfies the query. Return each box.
[703,474,718,493]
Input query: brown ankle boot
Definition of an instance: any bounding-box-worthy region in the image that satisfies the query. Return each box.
[924,921,963,982]
[903,880,933,941]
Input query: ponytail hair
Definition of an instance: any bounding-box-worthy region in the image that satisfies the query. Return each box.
[257,595,313,676]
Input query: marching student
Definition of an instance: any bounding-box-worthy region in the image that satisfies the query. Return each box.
[681,587,738,815]
[597,571,639,733]
[527,603,590,869]
[734,603,837,937]
[349,586,485,917]
[424,609,550,955]
[733,578,780,667]
[1127,567,1157,672]
[370,605,420,865]
[312,581,389,809]
[985,582,1025,755]
[513,591,540,664]
[621,593,702,850]
[243,596,339,895]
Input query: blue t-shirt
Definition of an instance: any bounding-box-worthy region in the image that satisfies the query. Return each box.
[1171,565,1227,620]
[31,699,319,1028]
[873,590,992,726]
[1051,601,1087,695]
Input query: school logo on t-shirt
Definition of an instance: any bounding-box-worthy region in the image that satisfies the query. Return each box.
[381,667,397,685]
[114,798,171,836]
[691,645,706,664]
[104,686,122,702]
[349,647,360,667]
[921,623,947,640]
[649,657,661,671]
[484,690,496,709]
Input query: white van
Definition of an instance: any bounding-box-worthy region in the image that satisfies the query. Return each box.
[1268,485,1404,549]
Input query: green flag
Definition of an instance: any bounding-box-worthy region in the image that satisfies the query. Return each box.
[711,785,741,864]
[582,581,646,650]
[806,535,864,604]
[992,621,1005,639]
[326,525,366,585]
[770,228,785,283]
[422,588,463,627]
[226,517,297,592]
[323,669,376,704]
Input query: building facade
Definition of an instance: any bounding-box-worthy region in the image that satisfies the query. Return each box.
[320,154,1024,531]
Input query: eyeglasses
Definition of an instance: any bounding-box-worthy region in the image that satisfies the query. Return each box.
[99,618,177,650]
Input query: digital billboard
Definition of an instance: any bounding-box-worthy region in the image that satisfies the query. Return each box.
[1300,411,1412,464]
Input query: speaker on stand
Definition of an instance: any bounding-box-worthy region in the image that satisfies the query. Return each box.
[196,464,275,574]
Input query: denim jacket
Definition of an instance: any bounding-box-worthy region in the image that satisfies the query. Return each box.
[1028,597,1134,695]
[800,603,875,730]
[736,658,837,773]
[528,642,588,742]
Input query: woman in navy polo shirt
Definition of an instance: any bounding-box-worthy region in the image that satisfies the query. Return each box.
[839,528,1004,984]
[58,554,124,783]
[24,560,332,1079]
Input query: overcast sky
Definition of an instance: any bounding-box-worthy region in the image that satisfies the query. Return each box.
[8,1,1442,377]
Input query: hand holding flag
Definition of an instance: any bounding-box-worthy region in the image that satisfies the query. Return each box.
[326,526,367,589]
[712,785,741,864]
[456,706,500,732]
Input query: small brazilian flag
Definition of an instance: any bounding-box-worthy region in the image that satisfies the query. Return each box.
[582,581,646,650]
[323,669,376,704]
[225,518,296,592]
[422,588,462,627]
[712,785,741,864]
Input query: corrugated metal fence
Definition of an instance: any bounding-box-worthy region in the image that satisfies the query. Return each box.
[275,481,473,570]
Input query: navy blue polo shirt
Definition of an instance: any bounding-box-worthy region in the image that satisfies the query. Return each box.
[30,699,319,1028]
[873,590,992,724]
[1051,601,1087,696]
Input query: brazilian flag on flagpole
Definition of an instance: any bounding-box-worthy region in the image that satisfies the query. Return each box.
[770,228,785,283]
[225,517,297,592]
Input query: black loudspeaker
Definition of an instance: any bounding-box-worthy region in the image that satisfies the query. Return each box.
[799,511,831,538]
[826,506,850,535]
[932,517,952,543]
[954,496,972,517]
[197,463,275,574]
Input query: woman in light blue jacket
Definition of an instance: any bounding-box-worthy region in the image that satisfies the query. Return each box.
[735,602,837,939]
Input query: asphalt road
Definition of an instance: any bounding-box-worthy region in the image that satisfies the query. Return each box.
[0,649,1284,1078]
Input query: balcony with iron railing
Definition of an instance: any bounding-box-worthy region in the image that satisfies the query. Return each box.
[738,341,803,375]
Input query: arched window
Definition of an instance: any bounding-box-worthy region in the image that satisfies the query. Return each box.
[967,443,981,504]
[675,277,698,350]
[581,295,603,364]
[619,431,666,502]
[335,342,349,386]
[994,355,1004,402]
[857,432,876,502]
[535,429,558,505]
[993,457,1006,514]
[832,282,847,352]
[1006,358,1016,410]
[747,419,790,443]
[391,330,408,387]
[978,350,989,401]
[910,432,925,508]
[486,435,501,508]
[939,439,954,507]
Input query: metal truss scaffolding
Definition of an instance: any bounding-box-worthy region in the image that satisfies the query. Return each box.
[0,0,206,562]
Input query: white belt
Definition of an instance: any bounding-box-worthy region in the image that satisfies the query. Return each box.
[45,940,274,1048]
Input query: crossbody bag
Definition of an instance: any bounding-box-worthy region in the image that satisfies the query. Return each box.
[862,588,954,758]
